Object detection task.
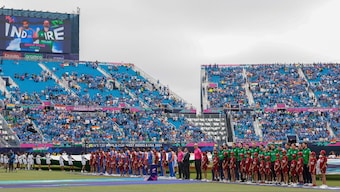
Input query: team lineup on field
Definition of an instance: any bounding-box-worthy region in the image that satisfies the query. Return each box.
[0,2,339,191]
[1,142,332,189]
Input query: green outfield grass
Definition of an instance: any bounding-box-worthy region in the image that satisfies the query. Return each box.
[0,170,339,192]
[1,183,339,192]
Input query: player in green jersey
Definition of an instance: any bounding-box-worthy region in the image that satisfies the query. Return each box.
[302,142,311,184]
[232,143,240,180]
[36,20,54,52]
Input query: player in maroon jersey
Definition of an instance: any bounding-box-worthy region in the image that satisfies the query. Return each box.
[229,151,236,182]
[153,148,159,165]
[99,150,105,174]
[319,150,327,187]
[118,151,125,176]
[297,152,304,185]
[90,152,95,174]
[201,151,209,181]
[245,152,252,182]
[309,151,317,186]
[274,153,281,184]
[105,151,111,175]
[124,150,130,177]
[239,153,245,182]
[143,149,148,175]
[290,154,297,184]
[212,151,219,181]
[281,150,289,185]
[161,149,167,177]
[251,152,259,183]
[95,151,100,173]
[265,156,272,183]
[259,155,266,184]
[137,149,143,176]
[131,148,138,176]
[222,152,229,182]
[111,150,117,175]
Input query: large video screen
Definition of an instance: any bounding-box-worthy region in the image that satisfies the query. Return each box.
[0,15,71,53]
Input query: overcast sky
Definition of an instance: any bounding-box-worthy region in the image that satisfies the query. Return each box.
[3,0,340,109]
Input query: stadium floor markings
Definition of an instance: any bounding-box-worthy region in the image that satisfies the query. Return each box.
[0,177,198,189]
[212,182,340,191]
[1,177,340,190]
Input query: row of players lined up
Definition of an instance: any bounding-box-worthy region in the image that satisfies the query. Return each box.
[0,142,329,187]
[197,142,328,188]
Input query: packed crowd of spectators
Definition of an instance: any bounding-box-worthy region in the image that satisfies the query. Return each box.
[204,65,248,109]
[302,64,339,107]
[258,111,331,142]
[48,62,137,107]
[102,64,187,109]
[231,111,259,142]
[3,106,208,145]
[5,108,43,143]
[2,60,339,145]
[323,111,340,139]
[247,64,315,108]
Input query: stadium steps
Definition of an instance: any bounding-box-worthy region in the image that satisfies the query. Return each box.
[226,112,235,142]
[0,76,13,99]
[0,114,20,147]
[326,121,336,138]
[242,68,255,106]
[252,116,263,140]
[297,67,320,107]
[200,67,210,111]
[30,119,46,142]
[187,114,227,144]
[38,62,77,97]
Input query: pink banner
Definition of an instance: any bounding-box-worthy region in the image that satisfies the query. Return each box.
[102,107,122,111]
[276,103,286,109]
[307,108,338,112]
[286,108,309,112]
[186,142,216,147]
[202,64,244,67]
[265,108,338,113]
[42,101,51,107]
[73,105,101,111]
[130,108,140,113]
[327,141,340,147]
[20,143,54,148]
[208,83,218,88]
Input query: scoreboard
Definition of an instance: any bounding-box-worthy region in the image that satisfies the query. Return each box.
[0,8,79,60]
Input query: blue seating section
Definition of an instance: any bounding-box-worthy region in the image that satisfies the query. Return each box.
[302,64,340,107]
[204,65,248,108]
[203,64,339,142]
[2,60,61,104]
[0,59,204,144]
[231,111,259,142]
[259,111,330,142]
[100,64,186,109]
[247,64,314,108]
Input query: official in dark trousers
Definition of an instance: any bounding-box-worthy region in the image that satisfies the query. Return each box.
[177,147,184,179]
[194,143,202,180]
[183,148,190,179]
